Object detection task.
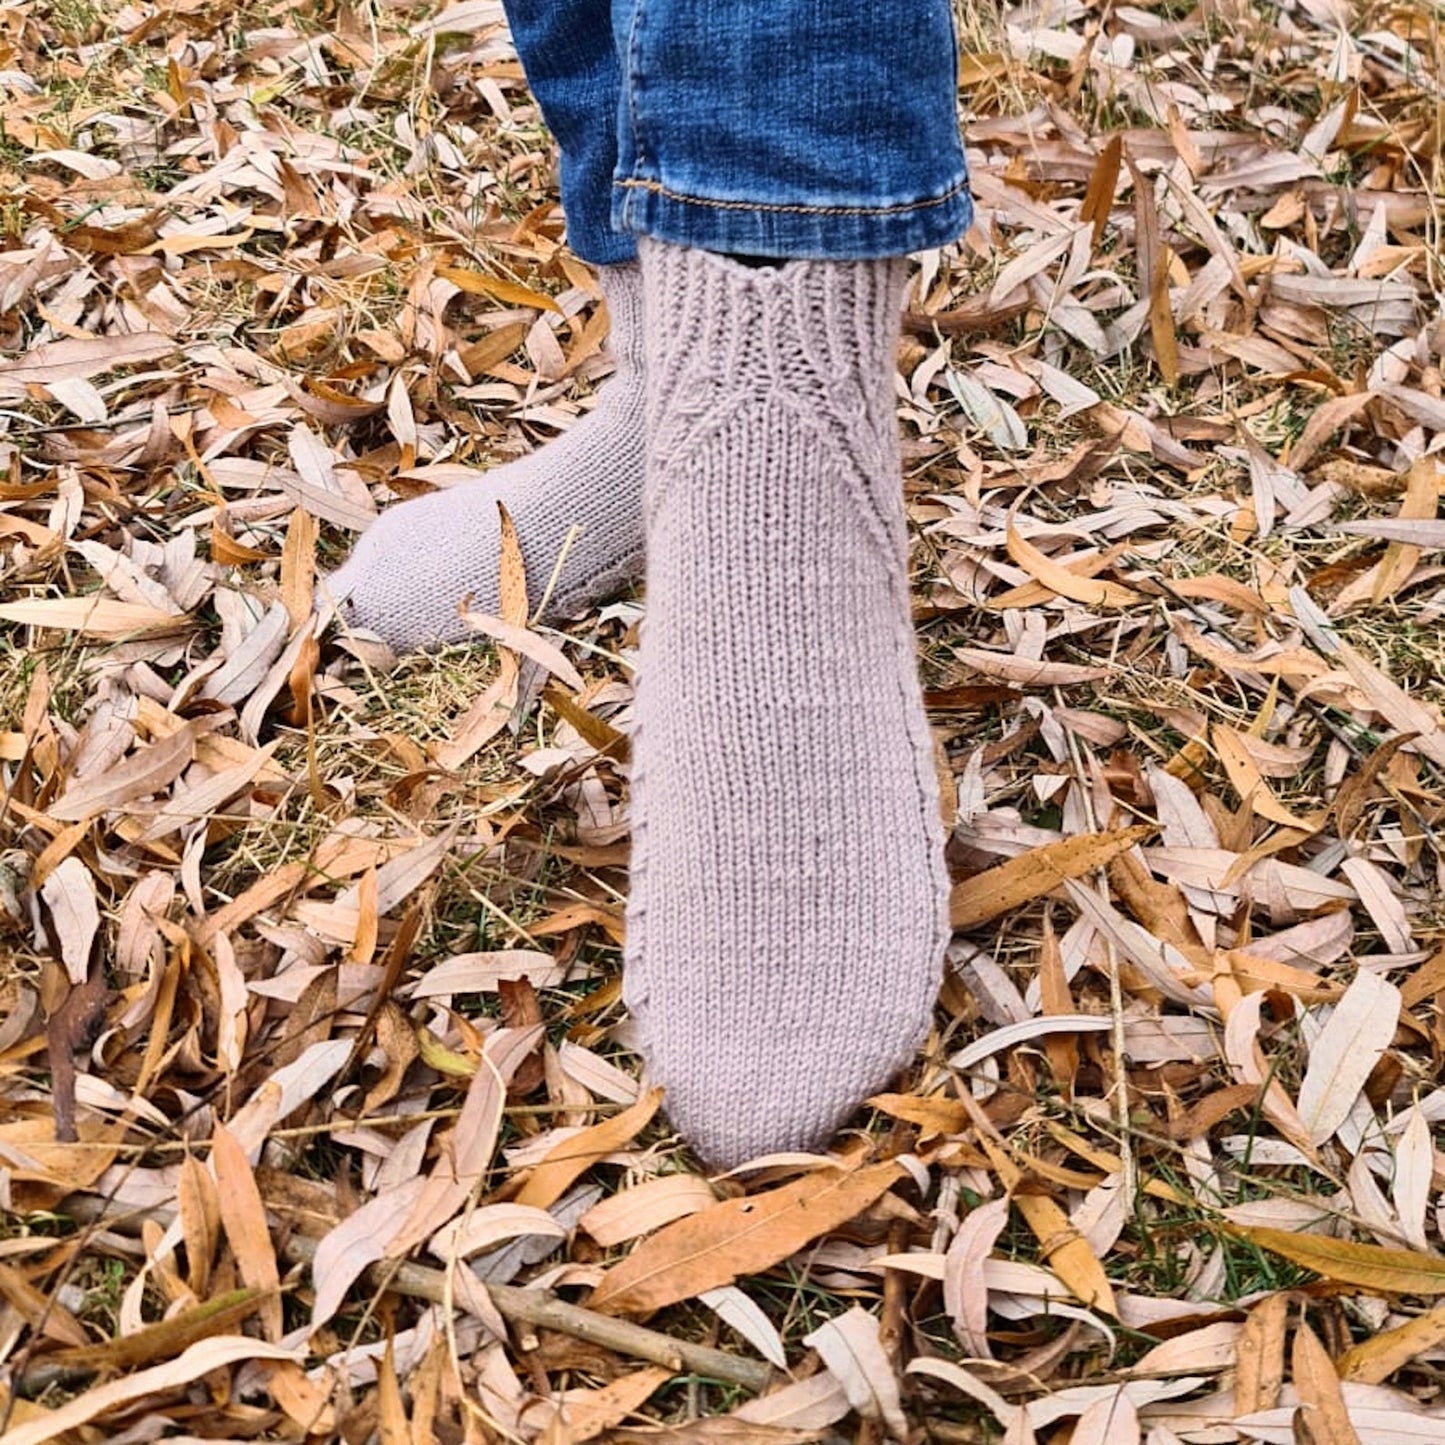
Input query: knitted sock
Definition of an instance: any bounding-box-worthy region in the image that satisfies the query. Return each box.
[624,241,950,1169]
[327,264,645,650]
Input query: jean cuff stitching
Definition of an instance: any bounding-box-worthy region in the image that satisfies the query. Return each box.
[613,174,971,218]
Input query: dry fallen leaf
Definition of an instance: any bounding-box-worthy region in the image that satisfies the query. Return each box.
[590,1162,904,1315]
[951,827,1150,928]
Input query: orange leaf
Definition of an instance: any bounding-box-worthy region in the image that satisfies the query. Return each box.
[950,827,1151,929]
[1292,1318,1360,1445]
[279,506,318,632]
[1338,1300,1445,1384]
[513,1088,663,1210]
[1005,524,1143,609]
[437,267,561,312]
[211,1123,283,1340]
[589,1161,904,1315]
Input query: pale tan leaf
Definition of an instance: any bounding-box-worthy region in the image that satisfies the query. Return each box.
[1392,1107,1433,1253]
[907,1358,1022,1432]
[0,596,190,638]
[39,857,99,984]
[460,609,584,690]
[1334,641,1445,769]
[0,332,176,390]
[943,1195,1009,1359]
[949,1015,1112,1072]
[732,1371,851,1429]
[953,646,1110,686]
[803,1305,908,1441]
[428,1203,567,1262]
[312,1176,429,1329]
[1296,971,1400,1146]
[1071,1389,1141,1445]
[0,1336,299,1445]
[409,950,567,997]
[1133,1322,1241,1377]
[579,1174,719,1248]
[1339,858,1412,956]
[699,1285,788,1368]
[385,1025,542,1258]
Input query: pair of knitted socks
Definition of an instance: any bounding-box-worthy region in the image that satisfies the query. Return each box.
[331,242,949,1169]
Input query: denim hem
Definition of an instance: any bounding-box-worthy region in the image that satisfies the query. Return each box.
[611,175,974,261]
[577,225,640,267]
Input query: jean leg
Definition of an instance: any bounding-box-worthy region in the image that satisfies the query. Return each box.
[609,0,971,260]
[501,0,635,265]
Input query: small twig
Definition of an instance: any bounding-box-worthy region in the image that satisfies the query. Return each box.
[60,1194,775,1394]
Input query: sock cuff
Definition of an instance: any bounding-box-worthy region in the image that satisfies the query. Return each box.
[597,261,645,374]
[636,238,905,427]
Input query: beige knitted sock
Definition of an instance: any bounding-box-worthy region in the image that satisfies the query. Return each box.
[624,241,950,1169]
[328,264,644,650]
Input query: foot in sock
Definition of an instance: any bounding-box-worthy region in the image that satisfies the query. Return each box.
[326,264,645,652]
[623,241,950,1169]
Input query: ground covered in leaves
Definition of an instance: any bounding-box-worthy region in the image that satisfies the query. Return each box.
[2,0,1444,1439]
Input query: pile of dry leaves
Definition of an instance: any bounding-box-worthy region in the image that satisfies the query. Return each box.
[2,0,1444,1438]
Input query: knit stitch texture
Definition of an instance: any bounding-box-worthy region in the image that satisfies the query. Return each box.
[327,263,645,650]
[624,241,951,1168]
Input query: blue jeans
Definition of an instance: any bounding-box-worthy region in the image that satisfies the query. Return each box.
[500,0,972,266]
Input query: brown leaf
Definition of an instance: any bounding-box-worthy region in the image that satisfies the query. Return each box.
[950,826,1150,928]
[279,505,318,632]
[0,1336,299,1445]
[497,975,545,1096]
[177,1152,220,1297]
[589,1161,904,1315]
[1148,245,1180,387]
[1234,1292,1289,1414]
[496,498,529,627]
[1079,135,1123,251]
[50,718,205,821]
[377,1333,408,1445]
[44,953,107,1143]
[36,1288,265,1377]
[1292,1318,1360,1445]
[513,1088,663,1211]
[437,267,561,311]
[1004,523,1143,608]
[211,1123,284,1340]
